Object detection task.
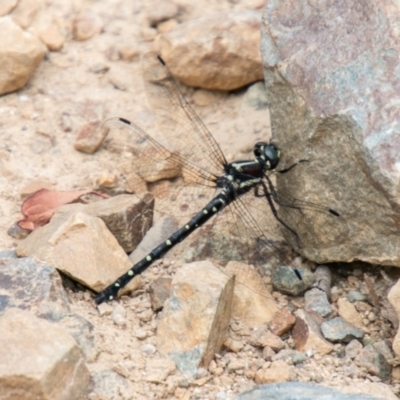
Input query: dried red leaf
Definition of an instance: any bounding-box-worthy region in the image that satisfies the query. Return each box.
[17,188,108,231]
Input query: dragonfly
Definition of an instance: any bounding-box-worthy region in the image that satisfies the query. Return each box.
[94,52,347,304]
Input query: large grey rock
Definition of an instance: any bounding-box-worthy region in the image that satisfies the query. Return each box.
[260,1,400,267]
[234,382,382,400]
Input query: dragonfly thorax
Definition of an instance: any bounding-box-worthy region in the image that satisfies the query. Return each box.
[254,142,280,171]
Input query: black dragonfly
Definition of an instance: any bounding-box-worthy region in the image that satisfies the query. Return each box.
[94,53,347,304]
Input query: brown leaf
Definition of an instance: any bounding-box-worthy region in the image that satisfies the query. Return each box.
[17,188,108,231]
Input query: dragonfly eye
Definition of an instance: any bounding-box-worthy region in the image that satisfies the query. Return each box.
[254,142,280,170]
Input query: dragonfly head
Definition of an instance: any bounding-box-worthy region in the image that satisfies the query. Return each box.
[254,142,280,170]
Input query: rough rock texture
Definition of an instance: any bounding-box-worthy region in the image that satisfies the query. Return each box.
[0,257,70,321]
[337,297,364,330]
[225,261,278,327]
[156,261,234,377]
[261,0,400,267]
[0,308,90,400]
[56,193,154,253]
[388,280,400,356]
[0,16,47,94]
[158,11,263,90]
[292,309,333,356]
[234,382,383,400]
[254,360,294,384]
[16,211,132,292]
[321,317,364,344]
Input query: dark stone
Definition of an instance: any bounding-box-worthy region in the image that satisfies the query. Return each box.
[272,266,314,296]
[234,382,382,399]
[355,344,392,381]
[321,317,364,343]
[0,257,70,321]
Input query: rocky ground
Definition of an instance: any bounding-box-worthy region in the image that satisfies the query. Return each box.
[1,1,400,399]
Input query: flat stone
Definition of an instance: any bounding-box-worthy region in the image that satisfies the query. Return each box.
[0,308,90,400]
[156,261,234,378]
[321,317,364,343]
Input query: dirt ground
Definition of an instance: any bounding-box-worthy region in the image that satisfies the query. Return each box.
[1,1,400,399]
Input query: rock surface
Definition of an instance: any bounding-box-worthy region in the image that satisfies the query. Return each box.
[388,279,400,356]
[321,317,364,343]
[234,382,383,400]
[261,0,400,267]
[16,211,132,292]
[56,193,154,253]
[0,257,70,321]
[0,17,47,94]
[156,261,234,377]
[337,297,364,330]
[158,11,263,90]
[292,309,333,356]
[0,308,90,400]
[225,261,279,328]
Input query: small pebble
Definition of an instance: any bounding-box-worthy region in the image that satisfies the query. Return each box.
[112,303,126,326]
[141,343,156,355]
[133,328,148,340]
[347,290,367,303]
[97,302,112,316]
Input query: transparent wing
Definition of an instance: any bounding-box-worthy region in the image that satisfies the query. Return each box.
[273,189,349,249]
[99,117,219,218]
[142,52,227,176]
